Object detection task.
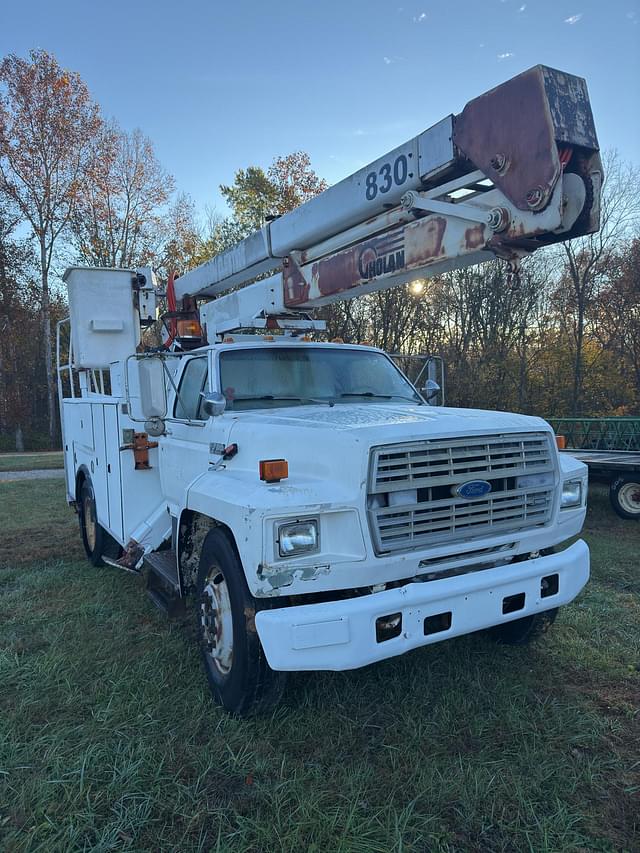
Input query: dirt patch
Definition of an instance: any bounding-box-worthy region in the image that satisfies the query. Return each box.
[0,526,84,567]
[0,469,65,481]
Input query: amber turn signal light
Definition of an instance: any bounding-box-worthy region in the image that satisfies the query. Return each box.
[555,435,566,450]
[177,318,202,338]
[259,459,288,483]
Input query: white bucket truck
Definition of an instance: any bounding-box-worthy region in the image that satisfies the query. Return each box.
[58,66,601,715]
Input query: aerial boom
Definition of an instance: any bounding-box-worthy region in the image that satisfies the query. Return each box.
[175,65,601,335]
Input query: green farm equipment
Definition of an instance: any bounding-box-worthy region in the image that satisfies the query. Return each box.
[547,418,640,452]
[548,418,640,519]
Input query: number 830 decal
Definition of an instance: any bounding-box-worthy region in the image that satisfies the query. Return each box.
[364,153,412,201]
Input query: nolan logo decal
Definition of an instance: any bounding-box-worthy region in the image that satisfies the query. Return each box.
[357,229,405,281]
[455,479,492,500]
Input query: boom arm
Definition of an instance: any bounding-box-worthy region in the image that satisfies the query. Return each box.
[175,65,601,335]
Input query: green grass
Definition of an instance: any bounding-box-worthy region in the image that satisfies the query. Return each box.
[0,482,638,853]
[0,452,64,472]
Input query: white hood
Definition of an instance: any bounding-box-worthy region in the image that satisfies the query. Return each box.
[232,403,551,440]
[225,403,555,497]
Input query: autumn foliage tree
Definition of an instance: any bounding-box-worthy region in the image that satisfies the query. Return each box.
[559,152,639,414]
[70,123,175,269]
[217,151,327,244]
[0,194,65,450]
[266,151,328,214]
[0,50,101,441]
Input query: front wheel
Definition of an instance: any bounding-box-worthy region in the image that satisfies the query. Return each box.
[610,475,640,520]
[196,527,286,716]
[487,608,558,645]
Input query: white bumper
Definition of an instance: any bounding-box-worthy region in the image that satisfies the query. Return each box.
[255,540,589,671]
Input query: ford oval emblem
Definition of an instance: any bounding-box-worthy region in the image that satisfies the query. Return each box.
[455,479,492,500]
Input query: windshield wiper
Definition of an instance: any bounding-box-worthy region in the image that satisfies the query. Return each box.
[232,395,335,407]
[339,392,422,404]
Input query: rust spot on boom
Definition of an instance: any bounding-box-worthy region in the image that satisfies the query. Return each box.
[464,224,486,250]
[283,258,310,305]
[406,216,447,263]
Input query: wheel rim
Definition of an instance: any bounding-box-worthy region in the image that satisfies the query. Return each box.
[83,493,97,551]
[200,567,234,675]
[618,482,640,515]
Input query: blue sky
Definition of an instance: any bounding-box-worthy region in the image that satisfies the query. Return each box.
[3,0,639,218]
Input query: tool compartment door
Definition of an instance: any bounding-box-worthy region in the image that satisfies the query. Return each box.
[104,404,124,541]
[91,404,109,530]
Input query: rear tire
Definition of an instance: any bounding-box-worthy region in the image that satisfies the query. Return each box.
[78,477,121,567]
[609,475,640,520]
[487,608,558,645]
[196,527,286,717]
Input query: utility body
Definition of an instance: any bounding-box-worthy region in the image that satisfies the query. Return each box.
[58,66,601,714]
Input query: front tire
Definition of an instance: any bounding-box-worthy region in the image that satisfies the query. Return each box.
[610,475,640,520]
[487,608,558,645]
[78,477,121,566]
[196,527,286,716]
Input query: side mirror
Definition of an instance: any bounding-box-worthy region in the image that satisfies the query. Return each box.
[201,391,227,418]
[128,356,167,421]
[421,379,440,402]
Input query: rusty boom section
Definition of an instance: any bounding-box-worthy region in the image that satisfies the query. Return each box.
[174,64,601,316]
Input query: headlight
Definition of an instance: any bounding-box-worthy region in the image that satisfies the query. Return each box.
[561,479,583,509]
[277,519,319,557]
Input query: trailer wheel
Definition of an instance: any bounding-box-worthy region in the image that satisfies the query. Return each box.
[78,477,121,566]
[487,607,558,645]
[609,475,640,520]
[196,527,286,717]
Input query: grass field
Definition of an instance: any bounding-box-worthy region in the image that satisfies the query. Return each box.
[0,480,638,852]
[0,452,64,472]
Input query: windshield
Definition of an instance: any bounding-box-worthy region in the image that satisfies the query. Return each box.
[219,346,422,411]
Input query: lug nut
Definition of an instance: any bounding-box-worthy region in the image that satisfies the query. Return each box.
[490,153,508,174]
[526,186,547,210]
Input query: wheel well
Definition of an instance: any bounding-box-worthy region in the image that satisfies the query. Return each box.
[178,510,239,592]
[75,466,90,501]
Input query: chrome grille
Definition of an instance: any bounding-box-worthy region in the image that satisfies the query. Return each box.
[368,432,555,554]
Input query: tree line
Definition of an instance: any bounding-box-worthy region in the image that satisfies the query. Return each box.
[0,49,638,450]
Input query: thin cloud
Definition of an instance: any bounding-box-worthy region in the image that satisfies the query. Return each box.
[564,13,583,24]
[383,55,405,64]
[413,11,427,22]
[519,3,526,10]
[497,52,515,60]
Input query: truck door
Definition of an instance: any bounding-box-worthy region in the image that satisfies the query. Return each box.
[159,355,213,514]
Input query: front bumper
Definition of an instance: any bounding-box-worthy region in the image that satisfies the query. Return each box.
[255,540,589,671]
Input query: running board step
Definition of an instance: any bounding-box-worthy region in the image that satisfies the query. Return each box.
[144,550,185,617]
[102,556,141,575]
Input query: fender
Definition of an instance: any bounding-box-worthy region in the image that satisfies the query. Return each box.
[179,467,366,597]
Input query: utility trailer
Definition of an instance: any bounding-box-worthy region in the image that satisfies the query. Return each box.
[58,66,602,715]
[547,418,640,519]
[560,450,640,520]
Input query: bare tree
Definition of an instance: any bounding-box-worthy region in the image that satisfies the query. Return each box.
[560,151,640,414]
[592,237,640,412]
[0,50,101,442]
[71,123,174,268]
